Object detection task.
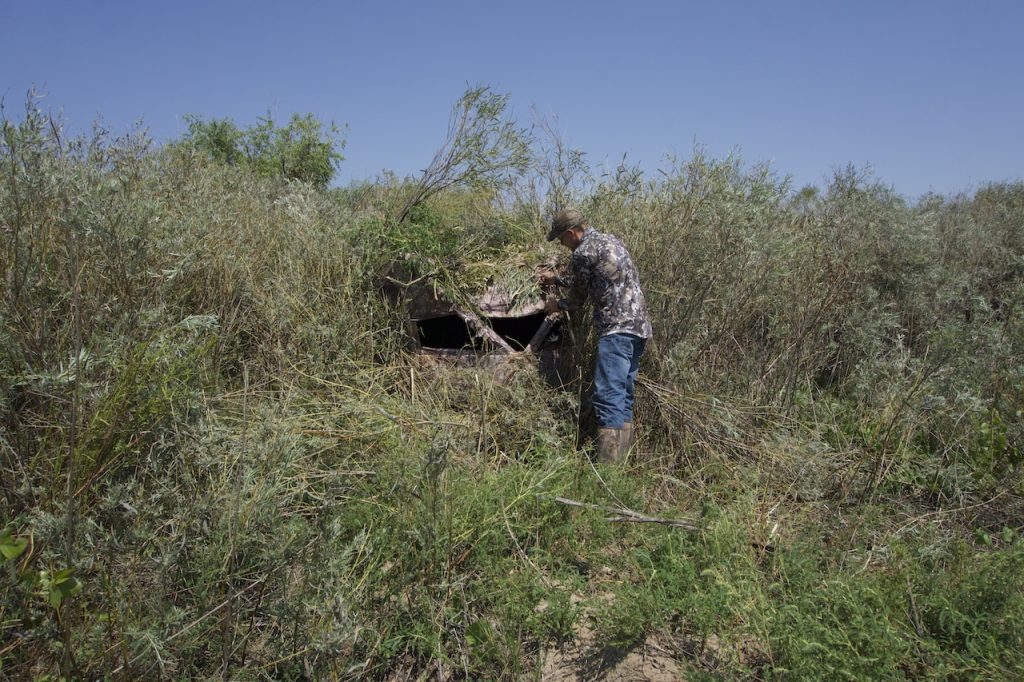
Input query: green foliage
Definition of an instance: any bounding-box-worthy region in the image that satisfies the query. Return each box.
[2,90,1023,679]
[35,567,82,610]
[180,111,345,187]
[0,528,28,562]
[914,538,1024,672]
[394,85,532,224]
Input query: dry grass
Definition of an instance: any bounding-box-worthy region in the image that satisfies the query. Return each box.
[1,96,1023,679]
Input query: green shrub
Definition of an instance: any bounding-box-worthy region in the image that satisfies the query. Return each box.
[178,112,344,188]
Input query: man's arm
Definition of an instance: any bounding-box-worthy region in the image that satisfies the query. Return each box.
[554,252,590,313]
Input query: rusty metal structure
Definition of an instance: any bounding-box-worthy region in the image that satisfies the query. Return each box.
[380,264,569,383]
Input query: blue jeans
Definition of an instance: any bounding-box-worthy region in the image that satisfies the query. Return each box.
[593,333,646,428]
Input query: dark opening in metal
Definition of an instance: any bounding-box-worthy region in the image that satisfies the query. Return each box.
[488,312,549,351]
[416,315,483,350]
[415,312,557,352]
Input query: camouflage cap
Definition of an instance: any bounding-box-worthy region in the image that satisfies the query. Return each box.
[546,209,587,241]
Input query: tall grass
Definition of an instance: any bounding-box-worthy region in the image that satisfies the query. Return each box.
[2,94,1023,679]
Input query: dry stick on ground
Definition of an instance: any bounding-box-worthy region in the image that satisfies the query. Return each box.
[552,496,700,532]
[551,497,780,554]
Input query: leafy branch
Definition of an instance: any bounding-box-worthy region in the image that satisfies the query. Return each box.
[395,85,532,224]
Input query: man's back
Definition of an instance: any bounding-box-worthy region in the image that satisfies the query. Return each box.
[569,227,653,339]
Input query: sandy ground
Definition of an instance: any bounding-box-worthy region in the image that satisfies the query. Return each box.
[535,626,684,681]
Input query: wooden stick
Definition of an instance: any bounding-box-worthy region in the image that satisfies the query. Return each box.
[454,309,515,352]
[526,314,560,353]
[552,496,700,532]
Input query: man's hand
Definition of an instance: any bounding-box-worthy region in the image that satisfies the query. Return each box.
[544,296,563,315]
[539,270,559,287]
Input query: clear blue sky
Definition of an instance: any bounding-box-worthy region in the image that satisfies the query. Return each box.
[3,0,1022,198]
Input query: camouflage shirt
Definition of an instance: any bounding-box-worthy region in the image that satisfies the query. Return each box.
[559,227,653,339]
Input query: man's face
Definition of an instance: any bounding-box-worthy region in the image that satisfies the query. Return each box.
[558,228,580,251]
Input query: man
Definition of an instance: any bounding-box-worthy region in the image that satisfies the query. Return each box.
[542,209,653,463]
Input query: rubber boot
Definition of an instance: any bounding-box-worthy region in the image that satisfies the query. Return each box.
[596,427,624,464]
[623,421,636,450]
